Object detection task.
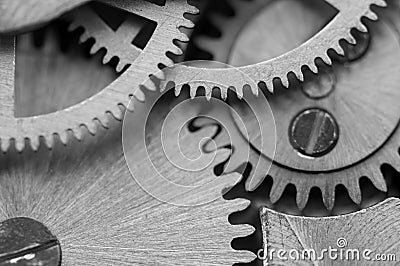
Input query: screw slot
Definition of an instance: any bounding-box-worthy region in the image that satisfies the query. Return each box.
[0,217,61,266]
[289,108,339,158]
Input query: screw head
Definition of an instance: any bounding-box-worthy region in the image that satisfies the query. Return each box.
[289,108,339,157]
[344,32,371,62]
[0,217,61,266]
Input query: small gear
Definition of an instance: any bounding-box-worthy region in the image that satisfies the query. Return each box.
[192,3,400,210]
[159,0,386,97]
[0,0,198,152]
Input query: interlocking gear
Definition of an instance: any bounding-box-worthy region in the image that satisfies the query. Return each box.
[192,4,400,210]
[0,87,255,265]
[160,0,386,98]
[0,0,197,152]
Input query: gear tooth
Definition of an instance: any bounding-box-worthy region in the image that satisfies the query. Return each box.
[181,19,195,29]
[253,85,260,96]
[97,113,110,128]
[245,164,267,191]
[231,224,255,238]
[296,186,311,210]
[29,136,40,151]
[220,87,228,100]
[229,198,251,213]
[144,80,158,92]
[1,138,10,152]
[295,70,305,82]
[134,89,146,103]
[369,169,388,192]
[108,104,123,121]
[58,130,69,144]
[322,184,336,211]
[205,89,212,101]
[90,42,101,55]
[43,134,54,148]
[186,4,199,15]
[175,84,183,96]
[72,126,83,141]
[266,80,274,93]
[321,53,332,65]
[308,63,318,74]
[281,77,289,88]
[86,120,98,135]
[177,32,190,43]
[15,137,25,152]
[334,43,345,56]
[346,34,357,45]
[190,86,198,98]
[347,181,362,205]
[356,22,368,33]
[79,32,90,44]
[365,10,378,21]
[194,36,218,50]
[68,22,79,32]
[170,45,183,56]
[116,62,126,73]
[102,53,112,64]
[375,0,387,7]
[234,250,257,264]
[234,86,243,99]
[269,178,287,203]
[126,100,135,112]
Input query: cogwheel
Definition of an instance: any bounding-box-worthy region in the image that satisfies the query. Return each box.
[0,86,255,265]
[192,4,400,211]
[0,0,198,152]
[159,0,386,98]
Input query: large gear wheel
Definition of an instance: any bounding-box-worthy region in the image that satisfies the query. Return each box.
[0,88,255,265]
[0,0,198,152]
[192,3,400,211]
[159,0,386,98]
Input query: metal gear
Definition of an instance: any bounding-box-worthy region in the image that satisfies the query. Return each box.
[0,0,198,152]
[0,88,255,265]
[191,4,400,211]
[159,0,386,98]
